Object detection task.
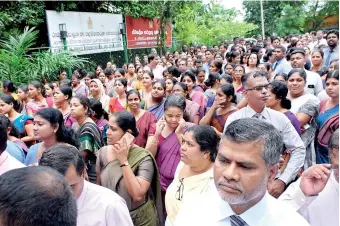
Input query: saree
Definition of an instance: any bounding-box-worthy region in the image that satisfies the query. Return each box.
[95,119,109,146]
[211,109,237,132]
[135,112,157,148]
[76,122,104,183]
[316,99,339,163]
[12,114,33,137]
[190,91,205,111]
[148,99,166,120]
[73,84,88,96]
[100,146,164,226]
[63,111,77,128]
[156,122,194,192]
[185,100,201,124]
[109,97,127,113]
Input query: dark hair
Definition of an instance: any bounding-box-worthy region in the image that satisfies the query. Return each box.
[180,70,196,83]
[29,81,46,97]
[325,70,339,82]
[164,94,186,111]
[166,77,178,87]
[186,125,220,162]
[45,82,54,90]
[114,78,128,88]
[220,74,233,84]
[210,60,223,74]
[328,129,339,151]
[311,49,324,58]
[35,108,79,148]
[104,67,114,75]
[259,62,272,72]
[89,98,108,120]
[287,68,307,82]
[0,115,20,138]
[0,121,7,151]
[274,45,287,53]
[197,67,206,75]
[247,53,260,67]
[234,64,246,74]
[167,66,181,78]
[205,72,220,87]
[148,54,157,63]
[226,51,240,63]
[18,84,29,93]
[326,30,339,39]
[220,83,237,104]
[224,118,283,166]
[78,69,88,79]
[58,85,73,101]
[72,94,92,117]
[111,111,139,137]
[242,70,269,88]
[0,166,77,226]
[143,70,154,80]
[126,89,142,101]
[0,94,20,112]
[59,79,72,87]
[3,80,16,93]
[274,73,289,81]
[174,82,191,100]
[263,49,274,62]
[270,80,291,109]
[115,68,125,76]
[290,49,306,58]
[152,80,166,90]
[40,144,85,176]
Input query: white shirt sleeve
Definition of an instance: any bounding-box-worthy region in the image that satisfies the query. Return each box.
[106,197,134,226]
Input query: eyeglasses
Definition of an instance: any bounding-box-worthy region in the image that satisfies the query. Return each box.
[247,84,271,91]
[175,178,184,201]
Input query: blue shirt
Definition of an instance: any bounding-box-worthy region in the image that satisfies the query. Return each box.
[6,141,25,163]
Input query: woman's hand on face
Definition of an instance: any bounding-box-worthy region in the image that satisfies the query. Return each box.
[112,138,131,164]
[175,118,186,135]
[155,116,166,135]
[212,97,226,109]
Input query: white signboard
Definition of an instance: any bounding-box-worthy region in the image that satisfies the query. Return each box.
[46,10,124,55]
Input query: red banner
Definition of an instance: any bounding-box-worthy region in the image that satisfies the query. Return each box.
[125,16,172,49]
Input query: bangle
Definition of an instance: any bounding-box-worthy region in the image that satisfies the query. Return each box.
[120,162,129,167]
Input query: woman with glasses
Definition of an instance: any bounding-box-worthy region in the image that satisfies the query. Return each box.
[287,68,320,168]
[165,125,219,226]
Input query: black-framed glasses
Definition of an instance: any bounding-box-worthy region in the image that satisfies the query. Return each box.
[175,178,184,201]
[247,83,271,91]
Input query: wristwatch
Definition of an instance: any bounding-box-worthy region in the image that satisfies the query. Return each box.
[120,162,129,167]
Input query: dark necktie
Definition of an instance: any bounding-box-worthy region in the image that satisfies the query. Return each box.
[252,113,262,120]
[230,215,248,226]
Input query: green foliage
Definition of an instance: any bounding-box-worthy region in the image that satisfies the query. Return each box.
[174,3,257,46]
[0,27,87,84]
[243,0,339,37]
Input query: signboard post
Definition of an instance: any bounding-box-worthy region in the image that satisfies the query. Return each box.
[46,10,124,55]
[125,16,172,49]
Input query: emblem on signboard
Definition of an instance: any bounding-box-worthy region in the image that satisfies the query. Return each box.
[88,17,93,29]
[149,19,153,29]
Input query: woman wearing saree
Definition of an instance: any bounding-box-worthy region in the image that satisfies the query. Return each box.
[142,80,166,120]
[199,84,237,135]
[287,68,320,168]
[180,71,205,114]
[26,81,53,117]
[109,78,128,113]
[89,98,109,146]
[165,125,219,226]
[72,74,88,96]
[71,94,104,183]
[53,85,76,128]
[0,94,35,146]
[232,64,246,94]
[316,70,339,164]
[172,83,201,124]
[148,95,195,205]
[89,79,110,113]
[127,89,157,149]
[96,111,163,226]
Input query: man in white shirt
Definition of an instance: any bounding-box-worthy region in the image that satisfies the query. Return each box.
[175,119,310,226]
[280,129,339,226]
[223,71,306,198]
[40,144,133,226]
[143,54,164,80]
[290,49,323,96]
[311,30,328,50]
[202,48,215,79]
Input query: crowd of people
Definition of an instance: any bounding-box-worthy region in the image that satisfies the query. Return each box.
[0,29,339,226]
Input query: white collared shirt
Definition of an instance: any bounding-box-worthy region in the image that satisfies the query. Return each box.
[304,70,323,96]
[223,105,306,184]
[279,173,339,226]
[0,151,25,176]
[174,185,310,226]
[77,181,133,226]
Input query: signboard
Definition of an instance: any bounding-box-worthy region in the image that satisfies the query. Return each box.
[46,10,124,55]
[125,16,172,49]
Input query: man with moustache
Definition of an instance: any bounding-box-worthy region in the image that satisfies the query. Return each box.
[223,71,306,198]
[323,30,339,69]
[174,119,310,226]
